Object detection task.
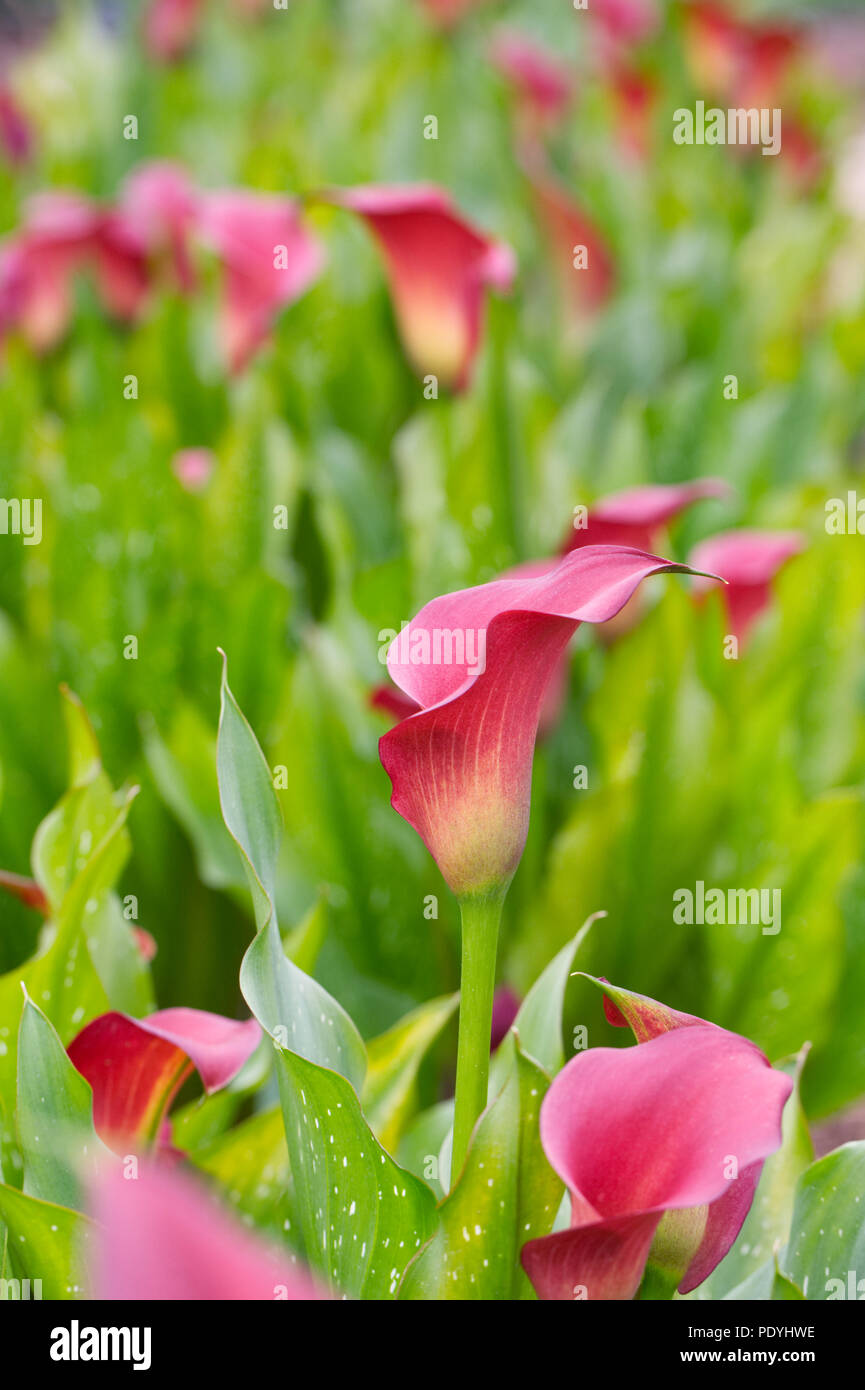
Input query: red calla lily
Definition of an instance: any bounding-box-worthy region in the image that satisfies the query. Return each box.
[681,1,799,110]
[91,1161,325,1300]
[689,528,804,644]
[521,978,792,1300]
[320,184,515,391]
[379,545,703,897]
[523,165,615,321]
[196,189,324,373]
[0,868,48,913]
[68,1007,261,1154]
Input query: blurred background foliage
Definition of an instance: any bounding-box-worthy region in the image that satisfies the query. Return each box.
[0,0,864,1121]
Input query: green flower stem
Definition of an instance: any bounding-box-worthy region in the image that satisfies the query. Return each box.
[451,889,506,1186]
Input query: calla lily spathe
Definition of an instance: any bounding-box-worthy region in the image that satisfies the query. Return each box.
[68,1007,261,1154]
[521,979,792,1300]
[689,528,803,644]
[320,183,515,390]
[379,545,702,898]
[91,1161,325,1300]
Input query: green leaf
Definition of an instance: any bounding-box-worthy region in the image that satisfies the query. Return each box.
[0,1184,92,1299]
[192,1106,295,1243]
[723,1256,805,1301]
[216,650,281,923]
[217,652,366,1089]
[363,992,458,1153]
[783,1142,865,1300]
[142,702,246,892]
[276,1047,438,1298]
[400,1038,561,1300]
[16,996,108,1210]
[217,656,434,1297]
[282,894,328,976]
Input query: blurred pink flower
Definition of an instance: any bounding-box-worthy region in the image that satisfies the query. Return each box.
[689,528,804,644]
[172,446,215,492]
[418,0,490,27]
[144,0,207,62]
[0,84,33,166]
[490,30,575,130]
[681,1,800,111]
[524,166,614,321]
[197,190,324,373]
[121,161,201,292]
[322,183,515,391]
[0,192,149,351]
[91,1161,325,1299]
[490,984,521,1051]
[521,979,792,1300]
[563,480,729,556]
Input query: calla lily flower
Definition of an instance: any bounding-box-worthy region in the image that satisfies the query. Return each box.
[144,0,206,62]
[320,184,516,391]
[596,0,659,44]
[0,85,33,166]
[563,479,729,555]
[490,31,575,130]
[524,166,614,321]
[68,1007,261,1155]
[1,192,149,351]
[0,868,48,912]
[91,1161,325,1299]
[370,683,422,725]
[196,190,324,373]
[489,984,521,1051]
[121,161,200,293]
[379,545,701,898]
[681,1,799,110]
[418,0,490,27]
[521,979,792,1300]
[689,528,804,645]
[172,446,215,492]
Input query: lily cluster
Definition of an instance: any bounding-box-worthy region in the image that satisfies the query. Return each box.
[0,164,514,387]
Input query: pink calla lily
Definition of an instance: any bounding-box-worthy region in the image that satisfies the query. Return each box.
[196,189,324,373]
[418,0,490,26]
[121,161,200,293]
[320,184,515,391]
[144,0,206,61]
[592,0,659,49]
[68,1007,261,1155]
[689,528,804,644]
[0,85,33,166]
[564,479,729,555]
[379,546,704,897]
[91,1161,325,1300]
[521,979,792,1300]
[490,31,575,130]
[1,192,149,351]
